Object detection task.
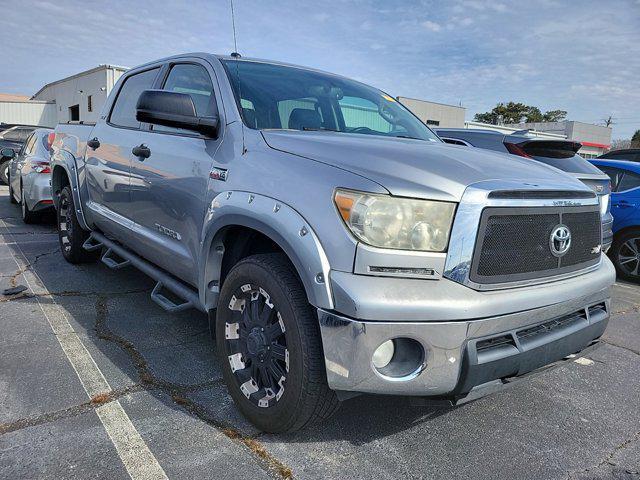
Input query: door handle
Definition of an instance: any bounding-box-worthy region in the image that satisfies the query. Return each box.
[87,137,100,149]
[132,144,151,160]
[615,200,631,208]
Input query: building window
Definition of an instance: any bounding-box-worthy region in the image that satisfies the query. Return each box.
[69,104,80,121]
[87,95,92,112]
[426,119,440,126]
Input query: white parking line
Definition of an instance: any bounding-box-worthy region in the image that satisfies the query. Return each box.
[1,219,168,480]
[614,282,640,291]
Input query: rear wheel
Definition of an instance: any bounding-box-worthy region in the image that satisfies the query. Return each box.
[215,253,339,432]
[57,185,100,264]
[20,187,40,224]
[8,172,17,204]
[0,161,9,185]
[610,229,640,282]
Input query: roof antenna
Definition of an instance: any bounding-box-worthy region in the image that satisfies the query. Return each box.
[230,0,246,153]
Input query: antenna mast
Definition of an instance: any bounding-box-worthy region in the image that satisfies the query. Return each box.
[229,0,246,153]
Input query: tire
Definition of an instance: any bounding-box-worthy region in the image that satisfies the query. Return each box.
[20,187,40,224]
[0,160,9,185]
[609,229,640,282]
[8,172,17,204]
[57,185,100,264]
[215,253,339,433]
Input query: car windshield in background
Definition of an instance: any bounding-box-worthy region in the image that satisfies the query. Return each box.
[222,60,440,142]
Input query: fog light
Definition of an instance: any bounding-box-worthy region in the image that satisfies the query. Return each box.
[372,340,395,369]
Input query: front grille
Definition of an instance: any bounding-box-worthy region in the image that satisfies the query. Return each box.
[488,190,596,200]
[470,206,601,284]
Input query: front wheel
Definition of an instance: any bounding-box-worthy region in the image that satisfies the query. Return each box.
[610,229,640,282]
[215,253,339,433]
[57,186,100,264]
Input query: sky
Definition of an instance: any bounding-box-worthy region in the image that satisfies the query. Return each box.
[1,0,639,138]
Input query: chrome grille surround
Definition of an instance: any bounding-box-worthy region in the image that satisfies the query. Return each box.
[444,180,601,291]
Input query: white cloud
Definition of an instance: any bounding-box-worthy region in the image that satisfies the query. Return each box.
[421,20,442,32]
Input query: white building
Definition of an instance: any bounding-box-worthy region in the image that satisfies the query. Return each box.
[32,64,128,124]
[0,93,56,127]
[0,64,128,127]
[397,97,465,128]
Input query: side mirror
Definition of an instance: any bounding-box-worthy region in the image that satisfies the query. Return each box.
[136,89,219,137]
[1,147,15,159]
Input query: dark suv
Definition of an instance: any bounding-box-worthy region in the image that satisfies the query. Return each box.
[0,125,38,184]
[435,128,614,250]
[599,149,640,162]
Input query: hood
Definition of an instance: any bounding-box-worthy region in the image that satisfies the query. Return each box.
[262,130,588,201]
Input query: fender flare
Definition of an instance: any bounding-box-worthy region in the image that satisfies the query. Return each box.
[51,150,91,231]
[198,191,333,312]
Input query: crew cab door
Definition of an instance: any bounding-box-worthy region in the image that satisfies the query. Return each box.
[124,60,224,285]
[85,66,162,223]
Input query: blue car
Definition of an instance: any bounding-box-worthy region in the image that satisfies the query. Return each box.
[591,159,640,281]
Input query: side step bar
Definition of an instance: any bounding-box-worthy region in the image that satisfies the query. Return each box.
[83,232,204,313]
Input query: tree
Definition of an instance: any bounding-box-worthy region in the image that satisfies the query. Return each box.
[610,138,631,151]
[474,102,530,124]
[474,103,567,125]
[601,115,615,127]
[542,110,567,122]
[632,130,640,148]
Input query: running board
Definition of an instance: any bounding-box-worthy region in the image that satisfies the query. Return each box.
[101,248,131,269]
[82,237,103,252]
[85,231,204,313]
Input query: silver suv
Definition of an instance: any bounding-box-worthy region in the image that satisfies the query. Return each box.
[50,53,615,432]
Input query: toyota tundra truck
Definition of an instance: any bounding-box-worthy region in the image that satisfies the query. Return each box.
[50,53,616,433]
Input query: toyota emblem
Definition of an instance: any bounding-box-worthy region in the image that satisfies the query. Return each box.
[550,225,571,257]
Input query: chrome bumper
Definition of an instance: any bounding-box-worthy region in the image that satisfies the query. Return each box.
[319,259,614,396]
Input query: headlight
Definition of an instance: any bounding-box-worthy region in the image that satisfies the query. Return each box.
[334,189,456,251]
[599,193,610,216]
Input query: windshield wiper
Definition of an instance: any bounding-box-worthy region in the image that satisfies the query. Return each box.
[302,127,341,132]
[394,135,424,141]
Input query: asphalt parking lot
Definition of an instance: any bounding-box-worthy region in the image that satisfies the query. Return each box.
[0,185,639,480]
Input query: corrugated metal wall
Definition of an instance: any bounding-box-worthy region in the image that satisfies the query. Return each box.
[0,101,57,127]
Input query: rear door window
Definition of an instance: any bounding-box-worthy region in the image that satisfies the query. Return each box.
[110,68,161,129]
[597,166,623,191]
[617,171,640,192]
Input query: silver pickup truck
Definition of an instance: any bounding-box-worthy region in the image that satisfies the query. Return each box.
[50,53,615,433]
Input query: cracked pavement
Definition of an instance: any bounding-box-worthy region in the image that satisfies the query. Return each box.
[0,184,639,480]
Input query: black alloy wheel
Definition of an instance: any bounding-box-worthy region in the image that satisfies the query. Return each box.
[225,282,289,408]
[215,253,339,432]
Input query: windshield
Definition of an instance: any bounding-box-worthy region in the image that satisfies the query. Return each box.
[222,60,440,142]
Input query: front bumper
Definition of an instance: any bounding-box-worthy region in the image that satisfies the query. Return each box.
[319,258,614,397]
